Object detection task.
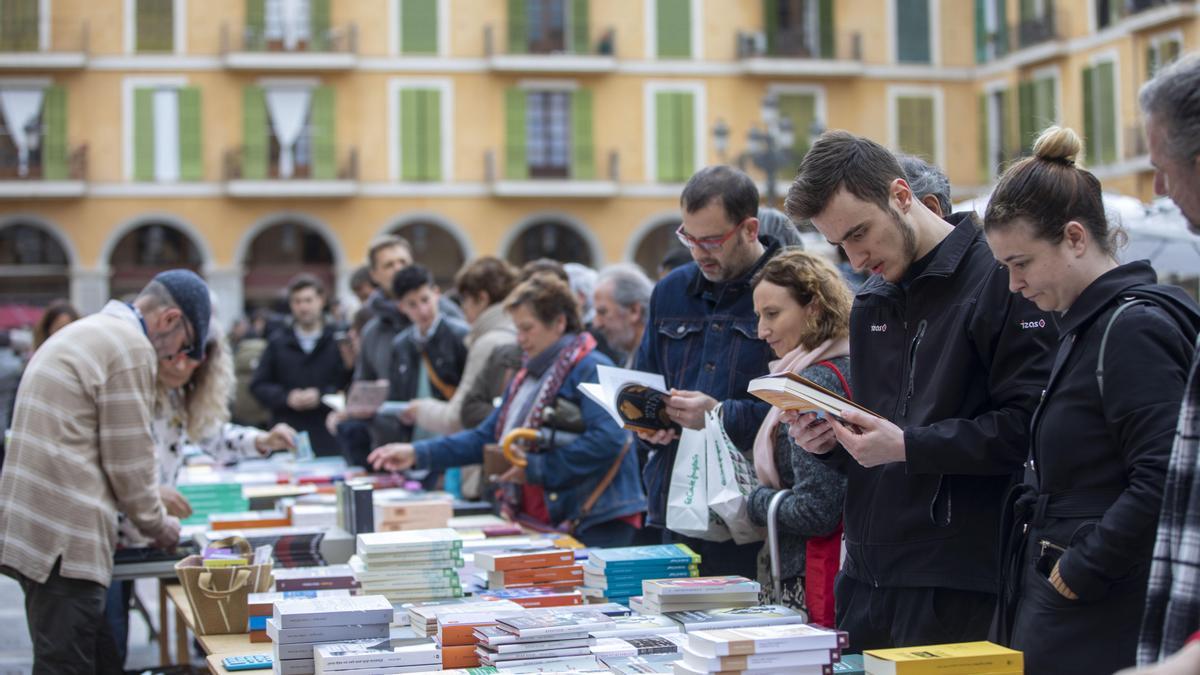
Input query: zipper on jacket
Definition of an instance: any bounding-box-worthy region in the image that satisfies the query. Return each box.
[1038,539,1066,557]
[900,319,927,418]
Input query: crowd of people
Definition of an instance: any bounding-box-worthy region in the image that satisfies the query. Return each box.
[0,53,1198,675]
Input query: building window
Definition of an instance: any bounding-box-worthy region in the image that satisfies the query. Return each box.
[1017,73,1057,154]
[504,88,594,180]
[974,0,1008,63]
[109,223,204,300]
[241,220,334,313]
[1095,0,1120,30]
[777,91,819,157]
[241,85,336,180]
[896,0,932,64]
[0,85,68,179]
[0,0,40,51]
[398,87,442,181]
[1082,59,1118,166]
[132,86,202,182]
[398,0,439,54]
[0,223,70,308]
[765,0,833,58]
[136,0,175,53]
[507,221,594,267]
[392,221,465,289]
[978,87,1014,181]
[1146,34,1182,79]
[653,90,696,183]
[656,0,691,58]
[895,94,937,161]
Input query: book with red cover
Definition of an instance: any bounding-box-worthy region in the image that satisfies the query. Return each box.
[487,564,584,587]
[474,547,575,572]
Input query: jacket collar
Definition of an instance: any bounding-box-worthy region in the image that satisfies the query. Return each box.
[367,288,406,329]
[1055,260,1158,336]
[467,303,514,348]
[686,235,782,298]
[857,211,980,298]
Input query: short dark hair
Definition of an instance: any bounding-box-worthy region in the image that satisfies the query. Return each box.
[456,256,518,306]
[392,264,435,300]
[786,131,905,221]
[519,258,569,284]
[680,165,759,225]
[286,273,325,298]
[367,234,411,269]
[349,264,376,290]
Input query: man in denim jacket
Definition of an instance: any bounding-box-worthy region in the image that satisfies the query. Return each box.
[635,165,781,577]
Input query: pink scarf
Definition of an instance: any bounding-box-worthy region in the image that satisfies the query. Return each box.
[753,336,851,488]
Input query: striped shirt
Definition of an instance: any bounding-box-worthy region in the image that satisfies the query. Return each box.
[0,301,169,587]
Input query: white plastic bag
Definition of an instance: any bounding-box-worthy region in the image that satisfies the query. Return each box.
[666,426,730,542]
[705,410,766,545]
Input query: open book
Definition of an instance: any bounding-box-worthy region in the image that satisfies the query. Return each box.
[747,371,881,426]
[321,380,410,417]
[580,365,680,434]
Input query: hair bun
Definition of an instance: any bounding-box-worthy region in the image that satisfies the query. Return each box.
[1032,126,1083,166]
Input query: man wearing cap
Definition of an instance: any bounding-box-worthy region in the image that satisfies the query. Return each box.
[0,269,208,674]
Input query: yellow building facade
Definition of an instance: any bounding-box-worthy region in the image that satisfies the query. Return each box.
[0,0,1194,318]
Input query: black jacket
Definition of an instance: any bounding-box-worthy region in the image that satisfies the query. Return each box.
[250,323,353,456]
[386,316,470,441]
[821,212,1054,592]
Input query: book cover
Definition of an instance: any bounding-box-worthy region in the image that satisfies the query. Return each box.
[487,564,582,586]
[642,576,759,597]
[249,588,353,615]
[600,653,680,674]
[437,612,523,646]
[272,595,393,629]
[476,586,583,608]
[272,564,357,592]
[588,544,701,571]
[483,655,604,673]
[440,644,482,669]
[313,637,440,671]
[681,644,838,671]
[664,605,808,632]
[476,644,594,664]
[589,614,682,639]
[489,636,595,654]
[833,654,865,674]
[356,529,461,555]
[496,610,615,637]
[580,365,679,434]
[637,596,760,614]
[266,618,391,645]
[673,660,832,675]
[748,371,881,423]
[687,622,849,656]
[862,641,1023,675]
[474,547,575,572]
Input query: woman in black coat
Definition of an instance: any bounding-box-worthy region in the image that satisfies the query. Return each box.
[984,126,1200,674]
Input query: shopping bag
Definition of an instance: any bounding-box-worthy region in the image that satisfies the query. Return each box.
[704,410,765,545]
[174,536,273,635]
[666,426,730,542]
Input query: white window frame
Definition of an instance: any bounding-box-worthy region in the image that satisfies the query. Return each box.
[887,0,940,66]
[644,0,703,61]
[1030,63,1063,129]
[887,84,945,170]
[389,0,450,57]
[1087,48,1122,165]
[643,80,706,183]
[387,77,454,182]
[766,83,828,147]
[121,75,188,181]
[982,78,1007,180]
[1147,29,1184,76]
[124,0,187,55]
[37,0,50,51]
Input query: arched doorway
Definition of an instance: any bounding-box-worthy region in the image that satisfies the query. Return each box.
[391,221,467,290]
[632,217,686,278]
[505,220,596,268]
[241,219,335,314]
[0,222,72,327]
[108,222,204,301]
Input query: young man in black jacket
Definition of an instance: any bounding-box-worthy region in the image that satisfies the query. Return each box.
[782,131,1054,651]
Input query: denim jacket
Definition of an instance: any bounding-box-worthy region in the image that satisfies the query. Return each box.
[412,350,647,537]
[634,236,781,526]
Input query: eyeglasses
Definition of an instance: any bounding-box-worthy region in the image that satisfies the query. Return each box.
[676,219,746,252]
[163,319,197,363]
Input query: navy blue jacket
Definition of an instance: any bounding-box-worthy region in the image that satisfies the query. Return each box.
[634,237,780,527]
[412,350,646,536]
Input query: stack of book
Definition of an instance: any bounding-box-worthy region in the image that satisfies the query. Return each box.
[602,653,682,674]
[674,623,849,675]
[636,576,760,614]
[268,595,395,675]
[663,605,810,633]
[205,526,327,568]
[477,547,582,590]
[435,610,525,669]
[590,613,683,639]
[273,565,358,592]
[591,634,689,660]
[177,482,247,525]
[313,637,440,674]
[582,544,701,605]
[473,610,614,669]
[373,493,454,531]
[289,503,339,529]
[351,529,464,604]
[405,598,525,637]
[209,510,291,530]
[862,641,1023,675]
[249,589,352,643]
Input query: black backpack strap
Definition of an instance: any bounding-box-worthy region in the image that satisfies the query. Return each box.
[1096,297,1154,397]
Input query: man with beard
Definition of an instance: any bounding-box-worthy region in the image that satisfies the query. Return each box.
[783,131,1053,650]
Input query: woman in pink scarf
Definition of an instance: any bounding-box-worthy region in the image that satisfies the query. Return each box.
[746,249,852,625]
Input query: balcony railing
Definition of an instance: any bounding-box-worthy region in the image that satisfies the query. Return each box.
[223,145,358,181]
[485,147,619,197]
[1015,7,1067,50]
[0,19,88,67]
[223,145,357,197]
[736,30,863,62]
[0,143,86,181]
[484,23,614,57]
[220,22,356,54]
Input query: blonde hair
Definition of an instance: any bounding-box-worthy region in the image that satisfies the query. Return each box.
[751,249,852,350]
[156,325,235,441]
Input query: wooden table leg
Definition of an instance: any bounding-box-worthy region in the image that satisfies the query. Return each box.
[174,601,189,666]
[157,580,169,665]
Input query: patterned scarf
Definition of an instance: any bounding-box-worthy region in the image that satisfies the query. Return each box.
[495,331,596,446]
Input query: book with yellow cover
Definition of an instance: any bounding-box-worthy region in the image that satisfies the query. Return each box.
[863,641,1022,675]
[748,371,882,424]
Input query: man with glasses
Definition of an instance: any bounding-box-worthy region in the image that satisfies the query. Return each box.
[634,165,781,577]
[0,269,209,673]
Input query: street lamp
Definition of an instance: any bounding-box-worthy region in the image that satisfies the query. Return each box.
[713,94,824,208]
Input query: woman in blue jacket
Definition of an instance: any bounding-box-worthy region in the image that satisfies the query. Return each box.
[368,275,647,548]
[985,126,1200,674]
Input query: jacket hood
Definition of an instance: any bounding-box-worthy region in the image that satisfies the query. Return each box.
[1058,260,1200,337]
[367,288,405,328]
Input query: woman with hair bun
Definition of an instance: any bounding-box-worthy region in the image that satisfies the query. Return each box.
[985,126,1200,674]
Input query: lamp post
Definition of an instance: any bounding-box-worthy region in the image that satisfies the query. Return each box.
[713,93,824,208]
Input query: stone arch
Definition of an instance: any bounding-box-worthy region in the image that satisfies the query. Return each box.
[100,213,212,302]
[626,210,686,278]
[235,212,345,314]
[0,214,77,315]
[380,212,474,290]
[499,212,602,269]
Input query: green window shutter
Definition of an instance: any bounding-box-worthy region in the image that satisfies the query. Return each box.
[507,0,527,54]
[1035,76,1055,130]
[42,85,67,179]
[1096,61,1116,165]
[677,92,695,180]
[178,87,202,181]
[994,0,1008,58]
[0,0,40,51]
[974,0,986,63]
[898,96,934,160]
[245,0,266,50]
[763,0,778,56]
[401,88,441,181]
[978,92,989,181]
[1000,87,1018,160]
[1082,65,1096,166]
[818,0,834,58]
[310,86,335,179]
[421,89,441,180]
[896,0,930,64]
[242,85,268,179]
[504,88,527,179]
[570,0,589,54]
[1018,80,1034,154]
[133,88,156,182]
[657,0,691,59]
[137,0,175,53]
[778,93,816,157]
[400,0,439,54]
[1146,44,1158,79]
[655,92,675,182]
[570,89,594,179]
[309,0,330,51]
[399,89,420,180]
[1164,40,1181,64]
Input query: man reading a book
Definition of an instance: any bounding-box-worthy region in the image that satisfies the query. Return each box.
[783,132,1053,651]
[634,165,780,577]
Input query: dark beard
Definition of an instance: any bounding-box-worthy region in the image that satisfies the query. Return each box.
[891,207,919,262]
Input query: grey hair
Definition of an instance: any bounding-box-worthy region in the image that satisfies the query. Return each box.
[597,263,653,312]
[756,207,805,248]
[896,153,952,216]
[563,262,597,323]
[136,280,180,311]
[1139,53,1200,164]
